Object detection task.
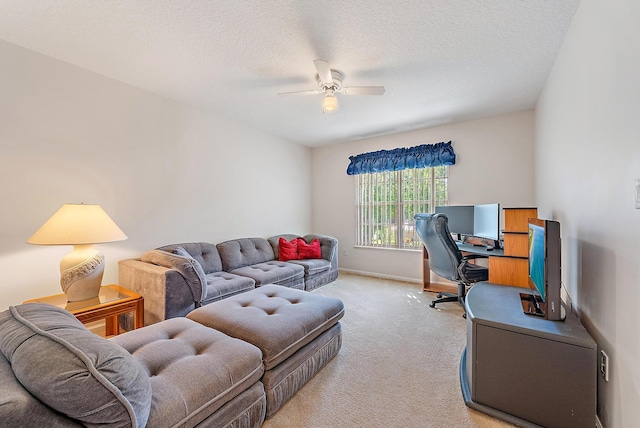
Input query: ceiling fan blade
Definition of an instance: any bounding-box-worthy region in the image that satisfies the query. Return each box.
[313,59,333,86]
[340,86,386,96]
[278,89,323,96]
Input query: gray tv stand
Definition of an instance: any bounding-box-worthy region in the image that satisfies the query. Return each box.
[460,282,596,428]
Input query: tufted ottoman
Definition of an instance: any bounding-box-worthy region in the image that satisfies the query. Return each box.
[112,317,267,427]
[187,284,344,418]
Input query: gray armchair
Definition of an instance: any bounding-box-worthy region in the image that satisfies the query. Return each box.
[414,213,489,312]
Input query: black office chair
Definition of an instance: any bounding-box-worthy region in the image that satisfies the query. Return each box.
[414,213,489,313]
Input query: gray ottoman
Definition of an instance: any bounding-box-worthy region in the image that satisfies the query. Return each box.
[112,317,267,427]
[187,284,344,417]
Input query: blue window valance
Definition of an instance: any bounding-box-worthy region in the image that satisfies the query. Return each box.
[346,141,456,175]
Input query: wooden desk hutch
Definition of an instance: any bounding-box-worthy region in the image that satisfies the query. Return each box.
[488,207,537,288]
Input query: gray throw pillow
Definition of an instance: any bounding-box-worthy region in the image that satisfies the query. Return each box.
[0,304,151,428]
[140,249,207,302]
[0,351,82,427]
[174,246,207,297]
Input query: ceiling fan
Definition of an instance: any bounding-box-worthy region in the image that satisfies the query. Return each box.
[278,59,385,112]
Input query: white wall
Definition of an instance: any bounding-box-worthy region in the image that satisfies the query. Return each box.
[311,110,535,282]
[0,40,311,309]
[535,0,640,426]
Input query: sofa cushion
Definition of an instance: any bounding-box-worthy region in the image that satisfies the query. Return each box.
[201,271,256,305]
[111,318,264,428]
[157,242,223,274]
[288,258,331,276]
[0,304,151,428]
[297,238,322,259]
[140,249,206,303]
[230,261,304,286]
[278,237,299,261]
[217,238,276,271]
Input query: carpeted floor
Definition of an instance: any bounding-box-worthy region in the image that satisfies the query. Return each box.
[262,273,516,428]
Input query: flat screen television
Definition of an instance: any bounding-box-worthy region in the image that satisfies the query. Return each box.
[473,203,501,248]
[434,205,474,240]
[520,218,565,321]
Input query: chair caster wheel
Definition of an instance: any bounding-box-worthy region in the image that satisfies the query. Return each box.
[436,293,443,298]
[429,302,436,308]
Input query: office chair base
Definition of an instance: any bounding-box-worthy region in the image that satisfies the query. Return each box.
[429,292,460,308]
[429,284,470,318]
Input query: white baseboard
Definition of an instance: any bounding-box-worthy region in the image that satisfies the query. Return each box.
[338,268,421,285]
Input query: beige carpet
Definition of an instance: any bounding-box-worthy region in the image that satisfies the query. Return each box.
[262,273,515,428]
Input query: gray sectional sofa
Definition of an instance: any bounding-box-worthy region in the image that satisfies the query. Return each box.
[119,234,338,325]
[0,303,267,427]
[0,283,345,427]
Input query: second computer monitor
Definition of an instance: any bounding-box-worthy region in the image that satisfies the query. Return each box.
[473,203,501,241]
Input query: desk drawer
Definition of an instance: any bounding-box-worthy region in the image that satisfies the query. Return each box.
[503,233,528,257]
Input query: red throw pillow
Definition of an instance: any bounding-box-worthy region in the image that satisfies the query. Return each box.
[297,238,322,259]
[278,237,299,261]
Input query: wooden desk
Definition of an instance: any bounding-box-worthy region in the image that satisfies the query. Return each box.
[456,242,505,256]
[422,235,529,293]
[422,207,538,291]
[24,284,144,336]
[494,207,538,288]
[422,243,513,292]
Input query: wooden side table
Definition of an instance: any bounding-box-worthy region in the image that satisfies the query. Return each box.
[24,284,144,336]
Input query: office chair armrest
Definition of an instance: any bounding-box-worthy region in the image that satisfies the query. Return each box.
[458,254,490,285]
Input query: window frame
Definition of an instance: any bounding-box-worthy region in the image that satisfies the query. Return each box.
[355,166,449,250]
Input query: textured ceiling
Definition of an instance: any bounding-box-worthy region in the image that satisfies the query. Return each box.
[0,0,580,147]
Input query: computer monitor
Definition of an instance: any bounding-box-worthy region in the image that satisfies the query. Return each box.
[435,205,474,239]
[520,218,564,320]
[473,203,501,245]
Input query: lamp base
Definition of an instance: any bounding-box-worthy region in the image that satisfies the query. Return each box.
[60,245,105,302]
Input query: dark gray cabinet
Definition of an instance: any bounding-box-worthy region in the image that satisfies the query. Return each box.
[460,282,597,428]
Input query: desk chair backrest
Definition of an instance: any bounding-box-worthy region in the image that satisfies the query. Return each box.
[414,213,462,282]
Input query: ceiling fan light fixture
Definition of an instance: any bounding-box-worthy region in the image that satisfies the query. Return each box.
[322,91,338,112]
[278,60,384,113]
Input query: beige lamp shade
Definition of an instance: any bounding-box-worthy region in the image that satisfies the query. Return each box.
[28,204,127,301]
[27,203,127,245]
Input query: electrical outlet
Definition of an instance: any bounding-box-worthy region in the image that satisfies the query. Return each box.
[635,179,640,209]
[600,350,609,382]
[343,249,348,256]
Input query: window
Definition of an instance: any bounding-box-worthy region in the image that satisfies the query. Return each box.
[355,166,448,249]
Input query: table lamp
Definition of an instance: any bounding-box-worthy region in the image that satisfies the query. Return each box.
[27,203,128,301]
